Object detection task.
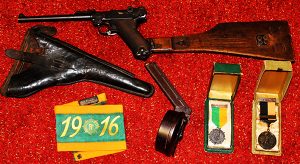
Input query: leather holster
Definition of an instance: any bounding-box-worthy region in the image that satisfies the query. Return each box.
[1,25,154,98]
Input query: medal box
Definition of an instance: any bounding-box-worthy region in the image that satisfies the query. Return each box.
[204,63,241,153]
[252,60,292,156]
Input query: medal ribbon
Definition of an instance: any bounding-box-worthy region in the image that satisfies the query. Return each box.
[259,101,276,124]
[211,105,228,128]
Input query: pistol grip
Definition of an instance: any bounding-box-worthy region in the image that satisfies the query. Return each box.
[114,20,151,60]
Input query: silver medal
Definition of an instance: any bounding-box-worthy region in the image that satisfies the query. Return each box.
[209,128,225,144]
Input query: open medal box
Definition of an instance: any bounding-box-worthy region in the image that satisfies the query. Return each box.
[204,63,241,153]
[252,60,292,156]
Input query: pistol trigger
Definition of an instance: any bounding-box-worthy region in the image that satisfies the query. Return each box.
[107,28,117,36]
[105,30,117,36]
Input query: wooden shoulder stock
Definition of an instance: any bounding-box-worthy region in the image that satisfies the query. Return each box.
[150,21,294,61]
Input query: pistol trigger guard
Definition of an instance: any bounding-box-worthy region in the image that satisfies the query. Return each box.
[98,24,117,36]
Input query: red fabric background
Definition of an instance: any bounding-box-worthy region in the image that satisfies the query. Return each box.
[0,0,299,163]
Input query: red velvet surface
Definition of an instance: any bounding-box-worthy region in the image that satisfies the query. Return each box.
[0,0,299,163]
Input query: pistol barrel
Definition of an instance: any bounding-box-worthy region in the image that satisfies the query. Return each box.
[18,14,92,23]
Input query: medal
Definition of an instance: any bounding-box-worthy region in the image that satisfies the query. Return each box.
[209,128,225,144]
[258,131,277,149]
[258,99,277,149]
[209,104,228,145]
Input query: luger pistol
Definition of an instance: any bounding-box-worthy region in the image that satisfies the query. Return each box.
[18,7,151,60]
[18,7,294,61]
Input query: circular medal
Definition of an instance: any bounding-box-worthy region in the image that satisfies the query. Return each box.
[209,128,225,144]
[258,131,277,149]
